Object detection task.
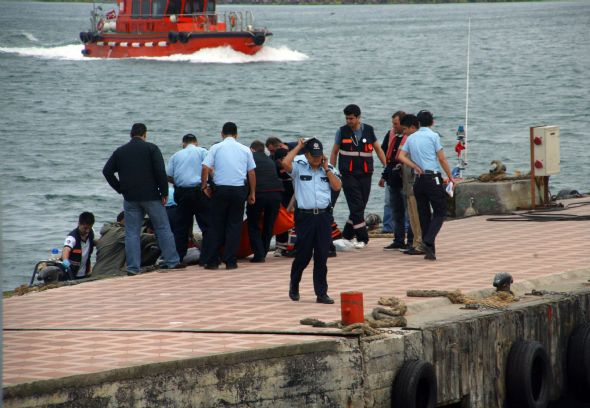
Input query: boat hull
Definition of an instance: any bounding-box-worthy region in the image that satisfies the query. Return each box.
[83,32,265,58]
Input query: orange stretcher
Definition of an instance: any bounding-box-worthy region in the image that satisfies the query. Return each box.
[236,205,295,259]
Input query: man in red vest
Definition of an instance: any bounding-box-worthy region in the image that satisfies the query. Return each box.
[329,104,387,247]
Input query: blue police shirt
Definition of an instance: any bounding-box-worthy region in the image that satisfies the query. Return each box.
[289,156,334,210]
[166,144,208,187]
[166,185,177,207]
[202,137,256,187]
[401,127,443,173]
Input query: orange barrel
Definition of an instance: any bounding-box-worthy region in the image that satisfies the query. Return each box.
[340,291,364,326]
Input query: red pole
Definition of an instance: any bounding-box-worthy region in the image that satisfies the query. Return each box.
[530,127,536,209]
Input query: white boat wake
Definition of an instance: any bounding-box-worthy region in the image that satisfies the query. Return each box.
[0,44,86,60]
[0,44,308,63]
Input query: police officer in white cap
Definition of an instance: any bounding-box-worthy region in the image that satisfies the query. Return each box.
[282,137,342,304]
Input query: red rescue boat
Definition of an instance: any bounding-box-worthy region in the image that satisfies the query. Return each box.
[79,0,271,58]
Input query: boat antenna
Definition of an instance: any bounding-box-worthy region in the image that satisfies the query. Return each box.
[464,16,471,170]
[455,16,471,179]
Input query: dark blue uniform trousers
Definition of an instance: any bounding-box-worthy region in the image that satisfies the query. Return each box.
[290,210,332,297]
[413,174,447,252]
[173,187,211,262]
[341,173,372,244]
[203,185,247,267]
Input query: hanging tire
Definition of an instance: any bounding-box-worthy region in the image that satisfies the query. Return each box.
[567,322,590,400]
[506,340,550,408]
[391,359,437,408]
[168,31,178,44]
[79,31,89,43]
[178,32,190,44]
[253,33,265,46]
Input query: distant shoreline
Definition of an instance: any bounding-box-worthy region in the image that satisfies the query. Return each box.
[34,0,541,4]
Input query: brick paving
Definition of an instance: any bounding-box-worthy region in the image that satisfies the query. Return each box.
[3,198,590,386]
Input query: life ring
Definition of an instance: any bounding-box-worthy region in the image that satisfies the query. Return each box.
[96,19,105,31]
[506,340,550,408]
[392,359,437,408]
[229,14,237,29]
[567,322,590,400]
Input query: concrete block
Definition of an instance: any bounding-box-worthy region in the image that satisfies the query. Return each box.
[453,179,541,217]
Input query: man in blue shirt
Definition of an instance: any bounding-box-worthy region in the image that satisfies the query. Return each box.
[200,122,256,270]
[398,111,454,261]
[167,133,210,264]
[282,138,342,304]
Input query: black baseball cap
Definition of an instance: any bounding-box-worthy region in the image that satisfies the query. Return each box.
[305,138,323,157]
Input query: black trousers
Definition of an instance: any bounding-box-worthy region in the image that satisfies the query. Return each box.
[203,185,247,267]
[341,173,372,243]
[290,210,332,297]
[174,187,211,262]
[246,192,281,260]
[413,174,447,251]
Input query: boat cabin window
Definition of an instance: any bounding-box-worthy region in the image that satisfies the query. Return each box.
[152,0,166,17]
[167,0,181,15]
[207,0,215,13]
[132,0,141,17]
[141,0,150,17]
[183,0,204,14]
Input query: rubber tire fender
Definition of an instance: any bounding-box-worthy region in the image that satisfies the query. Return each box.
[505,340,550,408]
[253,33,265,46]
[392,359,437,408]
[567,322,590,401]
[79,31,89,43]
[168,31,179,44]
[178,31,190,44]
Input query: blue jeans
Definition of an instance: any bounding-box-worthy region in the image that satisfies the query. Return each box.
[382,184,393,233]
[124,200,179,272]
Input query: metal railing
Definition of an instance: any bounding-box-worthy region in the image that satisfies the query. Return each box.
[223,10,255,32]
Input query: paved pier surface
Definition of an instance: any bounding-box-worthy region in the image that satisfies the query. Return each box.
[3,198,590,387]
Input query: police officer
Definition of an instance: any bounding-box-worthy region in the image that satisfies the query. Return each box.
[201,122,256,270]
[330,104,387,247]
[166,133,210,263]
[398,110,455,261]
[282,138,342,304]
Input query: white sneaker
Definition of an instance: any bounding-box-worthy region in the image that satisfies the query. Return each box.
[274,249,285,257]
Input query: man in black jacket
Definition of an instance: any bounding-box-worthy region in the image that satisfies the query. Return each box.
[378,111,413,250]
[247,140,284,262]
[103,123,182,275]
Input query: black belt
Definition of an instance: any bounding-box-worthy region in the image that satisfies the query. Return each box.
[298,208,330,214]
[176,186,199,190]
[419,171,441,177]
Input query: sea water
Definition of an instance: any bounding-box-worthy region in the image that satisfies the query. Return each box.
[1,1,589,290]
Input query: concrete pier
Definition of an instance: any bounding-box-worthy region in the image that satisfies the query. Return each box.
[3,197,590,407]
